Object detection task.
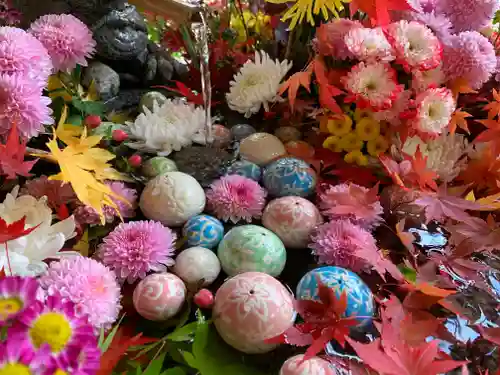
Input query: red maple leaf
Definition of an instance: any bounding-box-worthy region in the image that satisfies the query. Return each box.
[152,82,220,107]
[350,0,414,26]
[404,147,438,191]
[0,123,37,179]
[313,57,343,114]
[475,119,500,154]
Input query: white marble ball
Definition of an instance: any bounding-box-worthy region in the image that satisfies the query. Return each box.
[140,172,206,226]
[173,246,221,286]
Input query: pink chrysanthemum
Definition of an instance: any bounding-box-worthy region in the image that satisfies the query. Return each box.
[385,20,442,71]
[206,174,267,223]
[47,341,101,375]
[0,73,53,138]
[103,181,137,219]
[12,295,96,359]
[373,90,412,126]
[408,87,455,137]
[29,14,96,72]
[97,220,176,284]
[0,276,39,325]
[342,62,403,110]
[0,335,49,375]
[436,0,499,32]
[442,31,497,90]
[21,176,76,211]
[318,183,384,229]
[410,12,452,40]
[315,19,363,59]
[344,27,395,62]
[39,257,121,331]
[0,27,52,89]
[309,220,378,272]
[411,64,445,92]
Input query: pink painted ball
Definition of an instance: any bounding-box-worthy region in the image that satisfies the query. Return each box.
[263,197,323,249]
[213,272,295,354]
[133,273,186,321]
[280,355,336,375]
[212,124,232,148]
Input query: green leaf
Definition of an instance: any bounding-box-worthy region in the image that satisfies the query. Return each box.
[99,314,125,352]
[142,352,167,375]
[181,351,198,368]
[72,97,105,116]
[493,10,500,24]
[161,367,187,375]
[400,265,417,283]
[192,315,209,358]
[167,322,198,342]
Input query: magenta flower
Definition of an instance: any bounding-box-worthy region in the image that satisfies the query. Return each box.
[206,174,267,223]
[0,26,52,89]
[0,335,50,375]
[0,276,39,325]
[0,73,53,138]
[97,220,177,283]
[29,14,96,72]
[39,257,122,331]
[47,341,101,375]
[21,176,76,211]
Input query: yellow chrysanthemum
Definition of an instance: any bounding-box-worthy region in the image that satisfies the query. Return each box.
[327,114,353,136]
[322,135,343,152]
[338,133,363,151]
[353,108,372,122]
[231,10,272,41]
[266,0,349,29]
[355,118,381,141]
[344,150,368,166]
[367,136,389,157]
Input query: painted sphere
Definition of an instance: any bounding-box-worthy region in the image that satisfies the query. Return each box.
[142,156,178,178]
[263,157,317,197]
[239,133,286,166]
[212,124,232,148]
[225,160,262,181]
[139,91,167,112]
[140,172,206,226]
[231,123,256,141]
[217,225,287,277]
[213,272,295,354]
[280,355,336,375]
[262,197,323,249]
[296,266,374,324]
[275,126,301,143]
[173,247,221,286]
[133,273,186,321]
[183,214,224,249]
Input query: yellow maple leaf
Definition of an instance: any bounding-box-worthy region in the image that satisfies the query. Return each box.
[73,229,89,256]
[56,105,83,146]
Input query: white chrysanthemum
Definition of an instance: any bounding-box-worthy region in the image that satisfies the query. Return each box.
[342,62,403,110]
[226,51,292,117]
[412,64,445,92]
[344,27,395,62]
[393,133,468,181]
[0,186,77,276]
[373,90,411,125]
[410,87,455,136]
[127,99,209,155]
[385,20,442,71]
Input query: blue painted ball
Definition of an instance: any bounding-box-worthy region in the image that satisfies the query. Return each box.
[263,157,317,197]
[296,266,374,324]
[226,161,262,181]
[183,215,224,249]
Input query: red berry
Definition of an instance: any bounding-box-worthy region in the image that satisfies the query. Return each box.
[85,115,101,128]
[194,289,214,309]
[112,129,128,142]
[128,154,142,167]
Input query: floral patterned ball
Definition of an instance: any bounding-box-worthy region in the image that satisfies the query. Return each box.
[225,160,262,181]
[217,225,287,277]
[173,246,221,286]
[263,157,317,197]
[280,355,336,375]
[213,272,295,354]
[183,214,224,249]
[262,197,323,249]
[296,266,374,325]
[142,156,178,178]
[133,273,186,321]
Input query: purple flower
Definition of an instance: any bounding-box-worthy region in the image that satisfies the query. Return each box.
[29,14,96,72]
[0,335,49,374]
[46,340,101,375]
[97,220,177,283]
[0,276,39,325]
[442,31,497,89]
[436,0,499,32]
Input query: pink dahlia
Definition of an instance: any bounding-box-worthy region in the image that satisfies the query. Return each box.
[0,335,49,375]
[39,257,121,331]
[314,19,363,59]
[0,73,53,138]
[29,14,96,72]
[442,31,497,90]
[342,62,403,110]
[0,27,52,89]
[97,220,176,283]
[436,0,499,32]
[344,27,395,62]
[385,20,442,71]
[206,174,267,223]
[318,183,384,229]
[0,276,39,325]
[21,176,76,211]
[410,12,453,40]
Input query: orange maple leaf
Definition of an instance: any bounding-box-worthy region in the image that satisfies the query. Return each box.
[405,147,438,191]
[449,77,477,100]
[279,69,312,111]
[349,0,414,26]
[448,109,471,135]
[396,219,417,256]
[484,89,500,119]
[475,119,500,154]
[458,145,500,193]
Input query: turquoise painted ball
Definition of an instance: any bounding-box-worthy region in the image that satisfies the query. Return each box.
[296,266,374,324]
[217,225,287,277]
[226,160,262,181]
[183,215,224,249]
[263,157,317,197]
